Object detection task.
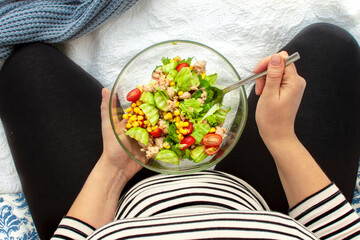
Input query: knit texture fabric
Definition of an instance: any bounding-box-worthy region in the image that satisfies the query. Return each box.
[0,0,139,60]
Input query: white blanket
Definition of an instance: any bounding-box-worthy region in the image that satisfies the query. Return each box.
[1,0,359,194]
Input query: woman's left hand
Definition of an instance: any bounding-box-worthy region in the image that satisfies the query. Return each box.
[99,88,143,182]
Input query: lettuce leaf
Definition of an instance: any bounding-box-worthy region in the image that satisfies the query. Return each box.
[190,123,211,143]
[154,91,169,111]
[163,61,178,73]
[204,73,217,86]
[166,69,178,81]
[174,67,191,91]
[179,98,203,120]
[179,57,193,65]
[190,145,207,163]
[161,57,171,65]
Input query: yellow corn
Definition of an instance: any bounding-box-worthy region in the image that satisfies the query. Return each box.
[152,125,158,130]
[131,103,137,108]
[125,107,133,113]
[178,134,184,141]
[170,59,174,63]
[163,142,171,149]
[128,113,133,117]
[180,128,188,135]
[178,91,184,96]
[130,115,137,122]
[126,123,132,129]
[137,120,143,126]
[136,100,142,106]
[183,121,189,127]
[176,130,180,134]
[170,81,175,86]
[175,101,179,107]
[164,112,173,120]
[138,110,144,116]
[122,114,129,119]
[174,56,181,62]
[144,120,150,125]
[175,122,180,128]
[147,127,152,132]
[138,115,144,121]
[201,73,206,79]
[133,107,140,113]
[174,109,180,116]
[209,127,216,133]
[179,121,184,127]
[190,65,193,70]
[174,116,181,122]
[132,121,139,127]
[128,119,133,124]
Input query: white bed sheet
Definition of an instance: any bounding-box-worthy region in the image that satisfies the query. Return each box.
[1,0,359,194]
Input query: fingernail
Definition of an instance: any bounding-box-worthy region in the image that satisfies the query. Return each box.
[271,54,281,66]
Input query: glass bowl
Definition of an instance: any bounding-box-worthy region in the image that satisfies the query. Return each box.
[110,40,247,175]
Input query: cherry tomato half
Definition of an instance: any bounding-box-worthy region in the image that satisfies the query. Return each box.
[205,146,219,155]
[180,136,196,151]
[175,63,189,72]
[126,88,142,102]
[150,128,162,138]
[203,133,222,147]
[183,121,193,135]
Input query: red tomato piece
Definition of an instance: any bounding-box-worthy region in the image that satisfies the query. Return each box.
[149,128,162,138]
[203,133,222,147]
[205,146,220,155]
[175,63,189,72]
[180,136,196,151]
[126,88,142,102]
[183,121,193,135]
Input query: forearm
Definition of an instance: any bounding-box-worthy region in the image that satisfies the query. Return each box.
[264,135,331,208]
[66,155,128,229]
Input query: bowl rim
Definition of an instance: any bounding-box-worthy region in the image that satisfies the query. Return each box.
[109,39,248,175]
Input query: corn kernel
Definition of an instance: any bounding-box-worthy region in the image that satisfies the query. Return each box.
[164,112,173,120]
[126,123,132,129]
[131,103,137,108]
[178,134,184,140]
[180,128,188,135]
[147,127,152,132]
[128,113,133,117]
[128,119,133,124]
[147,123,152,127]
[152,125,158,130]
[174,56,181,62]
[183,121,189,127]
[209,127,216,133]
[144,120,150,125]
[122,114,129,119]
[179,121,184,127]
[132,121,139,127]
[170,81,175,86]
[137,120,143,126]
[178,91,184,96]
[201,73,206,79]
[174,109,180,116]
[170,59,174,63]
[136,100,142,106]
[174,116,181,122]
[138,110,144,116]
[176,130,180,134]
[133,107,139,114]
[138,115,144,121]
[189,65,193,70]
[175,122,180,128]
[136,86,143,93]
[175,101,179,107]
[163,142,171,149]
[126,107,133,113]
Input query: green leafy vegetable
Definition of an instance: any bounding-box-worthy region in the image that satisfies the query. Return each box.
[161,57,171,65]
[155,150,179,165]
[204,73,217,86]
[139,92,155,105]
[165,122,180,143]
[174,67,192,91]
[206,106,231,126]
[162,61,178,73]
[140,103,159,125]
[126,127,149,146]
[179,99,203,120]
[190,123,211,143]
[166,69,178,81]
[191,71,200,86]
[190,145,207,163]
[154,91,169,111]
[179,57,193,65]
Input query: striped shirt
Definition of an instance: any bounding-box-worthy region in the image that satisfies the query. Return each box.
[52,170,360,239]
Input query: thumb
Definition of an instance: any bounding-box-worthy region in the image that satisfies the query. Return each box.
[262,54,285,97]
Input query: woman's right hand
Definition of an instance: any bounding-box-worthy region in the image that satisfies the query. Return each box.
[253,51,306,146]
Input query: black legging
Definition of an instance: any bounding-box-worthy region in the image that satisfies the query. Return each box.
[0,23,359,239]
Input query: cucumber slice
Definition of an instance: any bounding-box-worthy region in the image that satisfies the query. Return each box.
[139,92,155,105]
[190,145,207,163]
[126,127,149,146]
[155,150,179,165]
[140,103,159,126]
[154,91,169,111]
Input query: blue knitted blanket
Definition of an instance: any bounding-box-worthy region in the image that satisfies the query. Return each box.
[0,0,139,60]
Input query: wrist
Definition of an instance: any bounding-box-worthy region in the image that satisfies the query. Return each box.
[97,155,129,190]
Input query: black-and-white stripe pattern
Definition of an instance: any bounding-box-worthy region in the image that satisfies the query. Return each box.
[52,170,360,240]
